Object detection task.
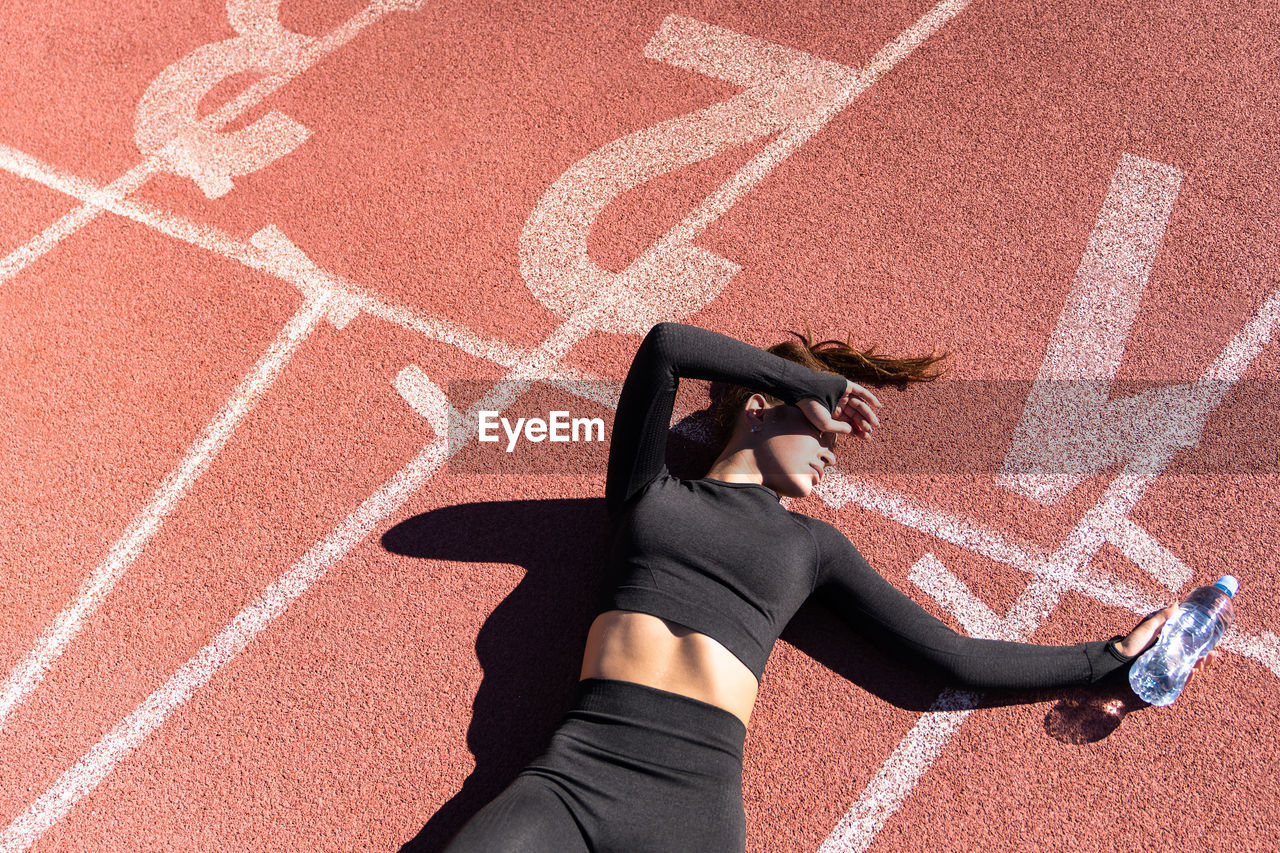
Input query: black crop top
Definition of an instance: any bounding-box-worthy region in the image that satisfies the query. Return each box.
[600,322,1137,686]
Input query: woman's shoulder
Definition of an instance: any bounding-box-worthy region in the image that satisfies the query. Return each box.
[783,507,823,527]
[783,511,845,547]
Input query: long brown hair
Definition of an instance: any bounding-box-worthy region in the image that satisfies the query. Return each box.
[709,321,953,449]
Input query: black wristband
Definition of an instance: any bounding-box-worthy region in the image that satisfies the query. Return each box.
[1104,634,1138,663]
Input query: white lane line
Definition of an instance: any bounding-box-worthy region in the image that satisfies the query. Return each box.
[0,427,448,852]
[818,688,979,853]
[0,140,716,734]
[818,471,1149,618]
[1101,516,1193,593]
[0,0,412,287]
[818,466,1280,676]
[0,295,333,733]
[393,365,462,440]
[662,0,975,250]
[816,461,1280,853]
[815,155,1280,850]
[249,227,361,328]
[0,143,618,410]
[0,151,630,728]
[907,555,1004,640]
[818,472,1160,623]
[0,273,673,850]
[0,168,154,285]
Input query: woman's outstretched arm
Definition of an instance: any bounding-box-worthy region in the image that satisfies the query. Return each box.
[803,517,1137,688]
[604,322,848,519]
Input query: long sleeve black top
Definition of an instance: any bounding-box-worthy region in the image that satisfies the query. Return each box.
[600,322,1136,686]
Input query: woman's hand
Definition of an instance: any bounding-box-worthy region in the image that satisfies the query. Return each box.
[797,379,882,441]
[1116,605,1222,684]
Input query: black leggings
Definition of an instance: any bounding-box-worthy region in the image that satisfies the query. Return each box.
[441,677,749,853]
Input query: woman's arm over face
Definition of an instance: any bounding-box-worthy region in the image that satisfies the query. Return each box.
[603,322,848,519]
[805,518,1132,688]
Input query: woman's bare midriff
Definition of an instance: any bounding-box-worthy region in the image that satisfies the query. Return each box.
[579,609,759,729]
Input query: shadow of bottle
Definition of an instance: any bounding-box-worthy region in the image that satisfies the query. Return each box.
[1042,669,1168,744]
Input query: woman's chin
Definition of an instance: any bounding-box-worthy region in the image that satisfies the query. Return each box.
[778,475,814,499]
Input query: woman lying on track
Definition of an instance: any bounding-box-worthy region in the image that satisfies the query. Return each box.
[442,321,1218,853]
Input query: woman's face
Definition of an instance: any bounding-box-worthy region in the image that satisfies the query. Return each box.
[754,403,839,498]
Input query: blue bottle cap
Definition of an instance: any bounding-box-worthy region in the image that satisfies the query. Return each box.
[1213,575,1238,598]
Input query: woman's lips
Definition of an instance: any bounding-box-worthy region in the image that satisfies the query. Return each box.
[810,463,822,481]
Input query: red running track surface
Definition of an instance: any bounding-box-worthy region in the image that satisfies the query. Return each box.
[0,0,1276,850]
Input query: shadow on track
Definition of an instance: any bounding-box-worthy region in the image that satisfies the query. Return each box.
[387,414,1140,850]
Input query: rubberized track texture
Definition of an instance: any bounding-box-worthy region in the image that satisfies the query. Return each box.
[1,1,1277,851]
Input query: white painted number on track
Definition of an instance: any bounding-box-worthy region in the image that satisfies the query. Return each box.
[135,0,319,198]
[132,0,425,198]
[521,15,858,333]
[1,3,977,850]
[997,155,1190,509]
[819,151,1280,852]
[1,0,425,286]
[521,6,972,333]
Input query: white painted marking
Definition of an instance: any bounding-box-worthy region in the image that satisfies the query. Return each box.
[1217,630,1280,676]
[521,1,972,333]
[0,0,417,287]
[818,469,1156,625]
[907,554,1005,640]
[393,364,462,441]
[0,143,618,408]
[0,295,332,733]
[521,14,852,333]
[0,142,669,740]
[0,433,454,853]
[0,168,155,286]
[816,468,1280,850]
[1101,515,1193,592]
[135,0,317,198]
[0,272,688,849]
[998,154,1186,504]
[248,226,360,328]
[817,152,1280,851]
[818,689,978,853]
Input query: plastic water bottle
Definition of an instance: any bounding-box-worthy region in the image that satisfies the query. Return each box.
[1128,575,1237,706]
